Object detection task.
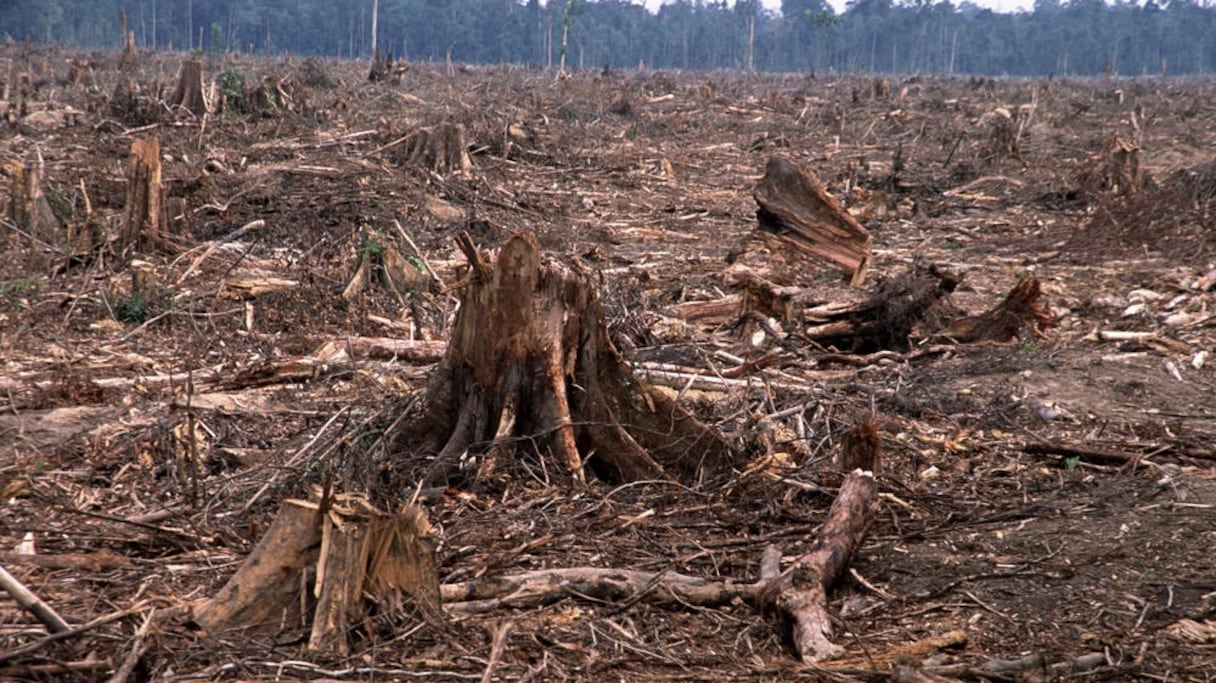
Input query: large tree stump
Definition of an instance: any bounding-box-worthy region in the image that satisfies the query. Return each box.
[388,123,473,177]
[169,59,207,117]
[401,231,734,487]
[121,137,165,253]
[753,157,872,286]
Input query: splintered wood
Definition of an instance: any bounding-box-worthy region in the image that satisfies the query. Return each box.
[195,496,440,656]
[5,158,60,248]
[753,156,872,286]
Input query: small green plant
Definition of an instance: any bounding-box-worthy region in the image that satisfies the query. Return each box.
[113,291,148,323]
[359,237,384,263]
[1064,456,1080,471]
[1019,339,1036,354]
[216,69,246,113]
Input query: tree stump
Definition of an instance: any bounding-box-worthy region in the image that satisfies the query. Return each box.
[195,496,440,655]
[400,231,734,487]
[169,59,207,117]
[5,158,60,249]
[121,137,165,253]
[397,123,473,177]
[936,275,1054,343]
[752,157,872,286]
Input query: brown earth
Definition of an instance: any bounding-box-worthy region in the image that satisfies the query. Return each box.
[1,47,1215,681]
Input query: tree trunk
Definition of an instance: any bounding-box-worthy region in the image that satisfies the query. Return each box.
[399,231,734,487]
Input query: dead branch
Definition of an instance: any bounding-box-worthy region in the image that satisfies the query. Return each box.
[0,562,70,634]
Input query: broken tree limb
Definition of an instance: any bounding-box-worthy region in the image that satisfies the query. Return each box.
[753,156,872,286]
[757,421,881,662]
[399,231,735,487]
[0,562,70,634]
[441,567,761,614]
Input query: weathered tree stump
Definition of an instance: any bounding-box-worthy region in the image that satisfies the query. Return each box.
[5,158,60,249]
[752,156,872,286]
[936,274,1054,343]
[396,123,473,177]
[169,59,207,116]
[400,231,734,487]
[195,496,440,655]
[1105,135,1141,196]
[121,137,166,253]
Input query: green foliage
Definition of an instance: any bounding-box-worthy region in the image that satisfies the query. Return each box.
[216,69,246,113]
[0,277,42,309]
[112,291,147,323]
[1064,456,1081,471]
[359,237,384,263]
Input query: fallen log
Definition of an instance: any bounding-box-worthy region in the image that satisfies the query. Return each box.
[757,420,881,661]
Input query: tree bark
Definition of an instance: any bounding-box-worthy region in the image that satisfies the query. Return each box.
[400,231,734,487]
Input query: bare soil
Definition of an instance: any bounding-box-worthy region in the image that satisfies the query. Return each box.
[1,48,1215,681]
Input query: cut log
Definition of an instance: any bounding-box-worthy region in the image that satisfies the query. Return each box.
[169,59,207,117]
[752,156,872,286]
[397,231,734,487]
[757,421,881,662]
[936,275,1054,343]
[121,137,166,253]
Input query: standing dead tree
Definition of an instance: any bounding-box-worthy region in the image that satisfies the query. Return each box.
[751,156,873,286]
[121,137,166,253]
[398,231,734,486]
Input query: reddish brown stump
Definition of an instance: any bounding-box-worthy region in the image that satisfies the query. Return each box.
[403,231,734,486]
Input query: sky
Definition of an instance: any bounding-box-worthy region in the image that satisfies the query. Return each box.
[641,0,1035,14]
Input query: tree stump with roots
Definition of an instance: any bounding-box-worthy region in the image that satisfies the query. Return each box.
[398,231,735,487]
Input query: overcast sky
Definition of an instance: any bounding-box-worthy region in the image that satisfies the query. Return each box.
[641,0,1035,14]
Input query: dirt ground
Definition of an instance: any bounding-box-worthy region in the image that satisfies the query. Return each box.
[1,48,1215,681]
